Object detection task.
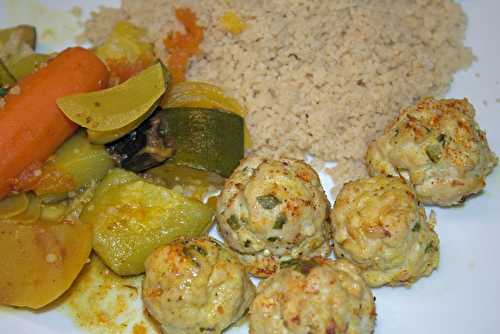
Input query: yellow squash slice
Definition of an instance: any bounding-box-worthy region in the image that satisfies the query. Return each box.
[57,62,167,131]
[7,194,41,223]
[80,168,214,275]
[0,219,92,309]
[0,193,29,219]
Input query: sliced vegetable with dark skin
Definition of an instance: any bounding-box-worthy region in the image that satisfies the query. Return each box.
[160,107,244,177]
[106,110,175,172]
[162,80,252,148]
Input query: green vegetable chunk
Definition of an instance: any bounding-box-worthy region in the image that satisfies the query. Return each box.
[80,168,214,275]
[35,131,115,201]
[7,53,50,80]
[160,107,244,177]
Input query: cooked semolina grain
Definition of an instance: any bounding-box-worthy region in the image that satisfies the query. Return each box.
[80,0,473,194]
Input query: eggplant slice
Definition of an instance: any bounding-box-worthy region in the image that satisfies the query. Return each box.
[106,109,175,172]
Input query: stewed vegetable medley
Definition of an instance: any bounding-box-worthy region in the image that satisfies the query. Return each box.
[0,19,245,310]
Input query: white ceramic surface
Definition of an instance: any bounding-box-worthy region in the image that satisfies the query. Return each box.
[0,1,499,333]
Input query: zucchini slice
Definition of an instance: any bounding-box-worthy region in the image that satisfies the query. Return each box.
[57,62,168,132]
[80,168,214,275]
[160,107,244,177]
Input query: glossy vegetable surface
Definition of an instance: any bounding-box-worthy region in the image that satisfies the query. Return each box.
[34,131,115,199]
[160,107,244,177]
[57,62,167,132]
[162,81,251,148]
[0,219,92,309]
[87,113,147,144]
[80,168,214,275]
[0,193,29,218]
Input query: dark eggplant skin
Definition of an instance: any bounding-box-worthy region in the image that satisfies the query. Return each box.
[106,109,175,172]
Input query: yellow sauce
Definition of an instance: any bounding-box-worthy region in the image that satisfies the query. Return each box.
[62,254,160,334]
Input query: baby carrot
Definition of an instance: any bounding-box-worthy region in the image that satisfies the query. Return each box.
[0,47,109,199]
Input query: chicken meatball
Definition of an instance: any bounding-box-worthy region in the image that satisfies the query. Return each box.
[331,176,439,287]
[249,257,376,334]
[142,237,255,334]
[216,156,331,277]
[365,97,497,206]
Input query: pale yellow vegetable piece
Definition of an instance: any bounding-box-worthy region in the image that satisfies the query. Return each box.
[40,201,68,223]
[51,131,115,188]
[162,80,251,148]
[0,219,92,309]
[57,62,167,131]
[95,21,154,65]
[0,193,29,218]
[8,194,41,223]
[163,81,247,117]
[147,163,225,201]
[80,168,214,276]
[87,110,149,144]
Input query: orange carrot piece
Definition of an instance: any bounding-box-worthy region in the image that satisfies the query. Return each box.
[0,47,109,199]
[164,7,204,84]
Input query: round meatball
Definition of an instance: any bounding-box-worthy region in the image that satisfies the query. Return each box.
[142,237,255,334]
[249,257,376,334]
[216,156,331,277]
[365,97,497,206]
[331,176,439,287]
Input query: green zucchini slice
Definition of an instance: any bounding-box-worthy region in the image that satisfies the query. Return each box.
[160,107,244,177]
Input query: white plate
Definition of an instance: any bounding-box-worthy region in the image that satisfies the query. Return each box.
[1,0,499,333]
